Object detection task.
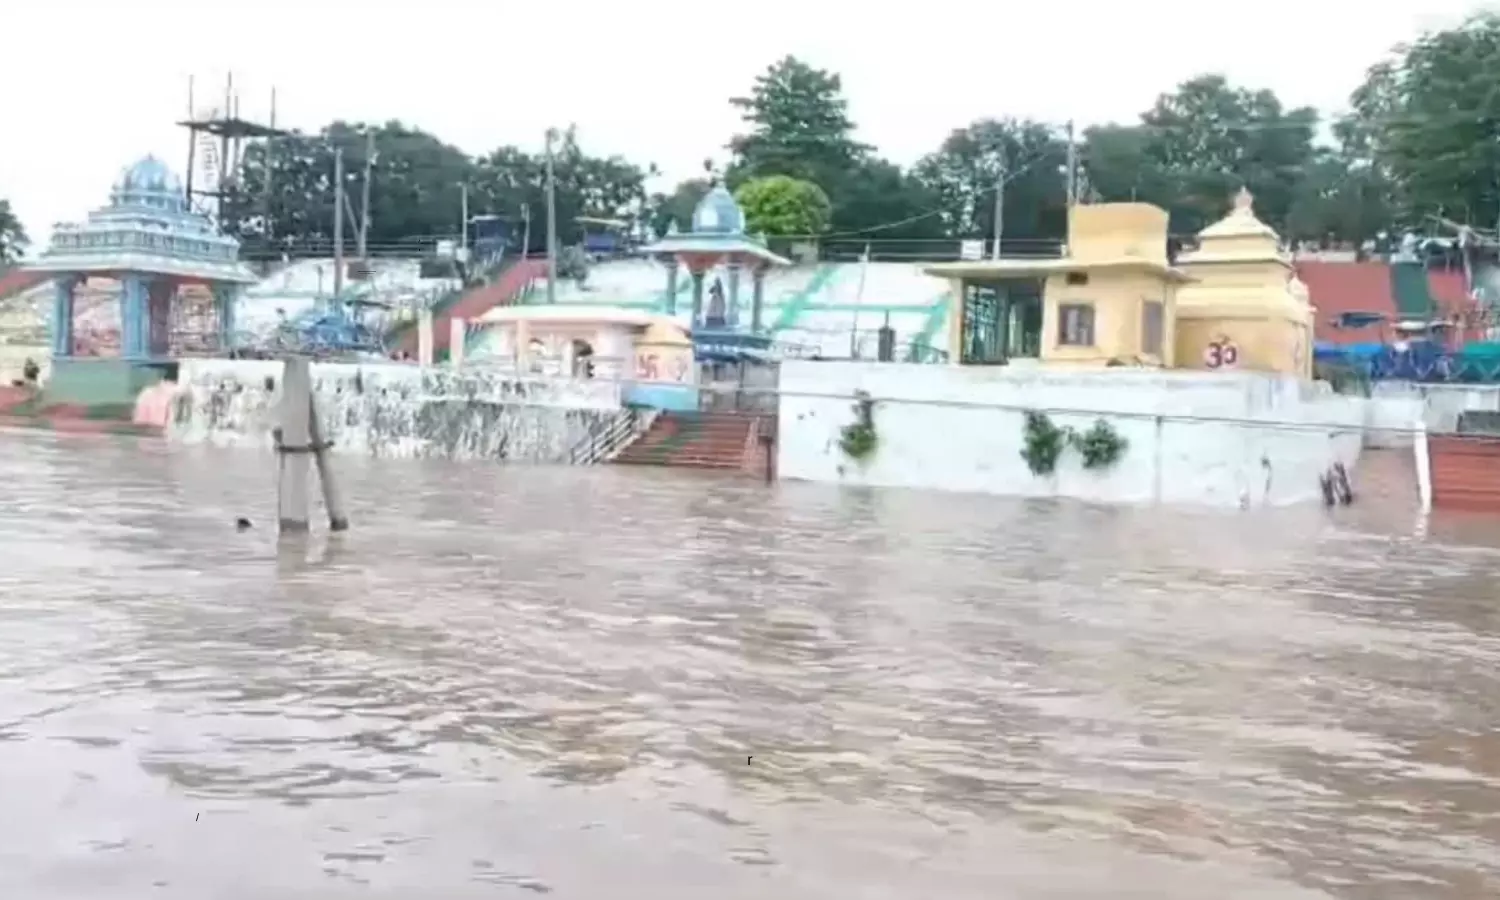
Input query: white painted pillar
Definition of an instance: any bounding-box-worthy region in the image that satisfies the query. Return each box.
[417,308,435,367]
[276,357,314,534]
[1414,420,1433,514]
[450,317,467,367]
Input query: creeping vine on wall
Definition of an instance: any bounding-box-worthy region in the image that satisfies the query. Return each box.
[1070,419,1128,469]
[1021,412,1068,475]
[839,390,878,462]
[1020,412,1128,475]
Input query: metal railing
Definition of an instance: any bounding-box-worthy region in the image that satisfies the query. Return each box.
[569,407,657,464]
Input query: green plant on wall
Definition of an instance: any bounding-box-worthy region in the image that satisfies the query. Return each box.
[1069,418,1127,469]
[1021,411,1068,475]
[1021,412,1127,475]
[839,390,878,462]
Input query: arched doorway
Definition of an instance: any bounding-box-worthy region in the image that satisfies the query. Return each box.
[571,338,595,378]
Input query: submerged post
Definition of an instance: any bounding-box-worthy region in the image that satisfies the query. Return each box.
[276,356,350,534]
[307,399,349,532]
[276,357,314,534]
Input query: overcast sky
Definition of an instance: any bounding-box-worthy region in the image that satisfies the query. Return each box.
[1,0,1486,248]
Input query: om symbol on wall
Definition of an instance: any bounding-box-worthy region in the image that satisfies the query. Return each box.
[1203,337,1239,370]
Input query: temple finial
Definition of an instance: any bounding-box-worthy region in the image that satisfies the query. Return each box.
[1232,186,1254,212]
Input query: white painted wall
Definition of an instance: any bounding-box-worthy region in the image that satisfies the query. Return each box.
[777,362,1366,508]
[171,358,623,461]
[1365,382,1500,447]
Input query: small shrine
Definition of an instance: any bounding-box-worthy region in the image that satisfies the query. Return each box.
[925,202,1192,366]
[638,183,790,362]
[27,156,257,402]
[1173,188,1314,377]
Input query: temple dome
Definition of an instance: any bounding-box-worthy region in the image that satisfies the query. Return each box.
[692,184,745,235]
[110,156,187,213]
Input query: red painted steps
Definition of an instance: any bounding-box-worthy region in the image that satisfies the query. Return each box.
[393,257,545,357]
[614,411,762,471]
[0,268,45,302]
[1429,434,1500,512]
[1295,260,1480,346]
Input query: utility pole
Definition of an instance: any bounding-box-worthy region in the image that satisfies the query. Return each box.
[332,145,345,305]
[460,183,469,255]
[1065,119,1078,207]
[992,142,1007,260]
[357,131,374,260]
[544,128,559,305]
[520,203,532,262]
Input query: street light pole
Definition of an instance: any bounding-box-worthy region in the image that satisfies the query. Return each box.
[544,128,559,306]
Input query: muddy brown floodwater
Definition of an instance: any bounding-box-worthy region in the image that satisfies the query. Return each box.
[1,432,1499,899]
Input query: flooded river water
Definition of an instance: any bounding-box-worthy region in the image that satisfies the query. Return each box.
[1,431,1498,899]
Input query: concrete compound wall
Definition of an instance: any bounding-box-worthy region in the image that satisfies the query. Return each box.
[777,361,1366,508]
[1364,382,1500,447]
[170,358,629,462]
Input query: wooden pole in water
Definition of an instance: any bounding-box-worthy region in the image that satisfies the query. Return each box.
[307,397,349,532]
[276,357,314,534]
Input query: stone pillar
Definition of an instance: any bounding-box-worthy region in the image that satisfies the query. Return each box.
[50,276,77,358]
[213,284,238,352]
[726,261,742,329]
[119,275,149,360]
[750,267,767,334]
[664,258,680,316]
[690,269,706,329]
[417,308,435,366]
[450,317,467,366]
[146,279,173,358]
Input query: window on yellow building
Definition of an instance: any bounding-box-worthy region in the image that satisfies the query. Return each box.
[1057,303,1095,346]
[1141,300,1164,355]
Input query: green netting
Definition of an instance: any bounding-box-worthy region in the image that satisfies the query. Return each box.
[1390,262,1434,319]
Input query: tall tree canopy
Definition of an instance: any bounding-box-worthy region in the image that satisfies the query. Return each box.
[0,198,26,265]
[1350,12,1500,229]
[212,17,1500,262]
[221,122,650,255]
[911,118,1069,245]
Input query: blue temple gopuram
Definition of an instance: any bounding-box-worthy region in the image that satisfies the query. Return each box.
[27,155,257,404]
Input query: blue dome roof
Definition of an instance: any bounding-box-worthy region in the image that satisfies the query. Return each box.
[110,155,186,213]
[691,184,745,235]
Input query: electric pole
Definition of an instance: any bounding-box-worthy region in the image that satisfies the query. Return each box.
[357,131,374,260]
[1065,119,1078,207]
[544,127,559,306]
[520,203,532,262]
[460,183,469,257]
[992,142,1007,260]
[332,145,345,304]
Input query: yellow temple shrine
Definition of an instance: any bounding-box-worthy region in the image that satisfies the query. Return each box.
[926,190,1314,377]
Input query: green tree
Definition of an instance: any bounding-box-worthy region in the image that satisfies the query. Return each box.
[911,118,1068,243]
[831,156,945,241]
[224,122,651,258]
[734,175,832,236]
[0,198,26,265]
[224,120,476,253]
[472,128,652,251]
[727,56,868,188]
[1132,75,1320,235]
[1355,13,1500,227]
